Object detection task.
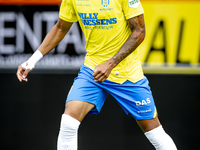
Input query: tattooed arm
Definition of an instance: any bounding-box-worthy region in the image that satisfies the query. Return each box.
[112,14,145,65]
[92,14,145,82]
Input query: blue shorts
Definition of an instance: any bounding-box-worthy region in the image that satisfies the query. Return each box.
[67,64,157,120]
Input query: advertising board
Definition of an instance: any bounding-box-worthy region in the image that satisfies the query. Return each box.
[0,0,199,73]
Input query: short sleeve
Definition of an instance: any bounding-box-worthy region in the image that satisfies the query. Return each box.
[122,0,144,20]
[59,0,78,22]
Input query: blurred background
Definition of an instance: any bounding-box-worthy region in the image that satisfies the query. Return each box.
[0,0,199,149]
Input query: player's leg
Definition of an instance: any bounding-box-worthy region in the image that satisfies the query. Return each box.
[136,117,177,150]
[105,76,177,150]
[57,100,94,150]
[57,65,108,150]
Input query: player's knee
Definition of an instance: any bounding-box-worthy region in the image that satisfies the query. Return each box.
[64,102,81,121]
[59,114,80,140]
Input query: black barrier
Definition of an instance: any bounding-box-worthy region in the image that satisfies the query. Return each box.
[0,71,199,150]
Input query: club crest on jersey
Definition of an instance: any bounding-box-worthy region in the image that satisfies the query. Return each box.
[101,0,110,8]
[128,0,140,8]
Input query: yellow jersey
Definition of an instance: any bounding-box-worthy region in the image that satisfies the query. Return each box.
[59,0,144,84]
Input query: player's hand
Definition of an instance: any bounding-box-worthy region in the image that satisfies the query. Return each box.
[16,62,31,82]
[92,59,116,82]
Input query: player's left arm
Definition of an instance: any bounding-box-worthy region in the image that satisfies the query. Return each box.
[93,14,145,82]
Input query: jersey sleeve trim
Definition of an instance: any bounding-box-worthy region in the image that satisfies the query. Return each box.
[124,4,144,20]
[59,14,78,23]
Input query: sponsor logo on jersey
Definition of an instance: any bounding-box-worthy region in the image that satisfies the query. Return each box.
[101,0,110,8]
[78,12,117,26]
[128,0,140,8]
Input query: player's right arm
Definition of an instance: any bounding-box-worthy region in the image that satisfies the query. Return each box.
[16,19,73,82]
[37,19,73,56]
